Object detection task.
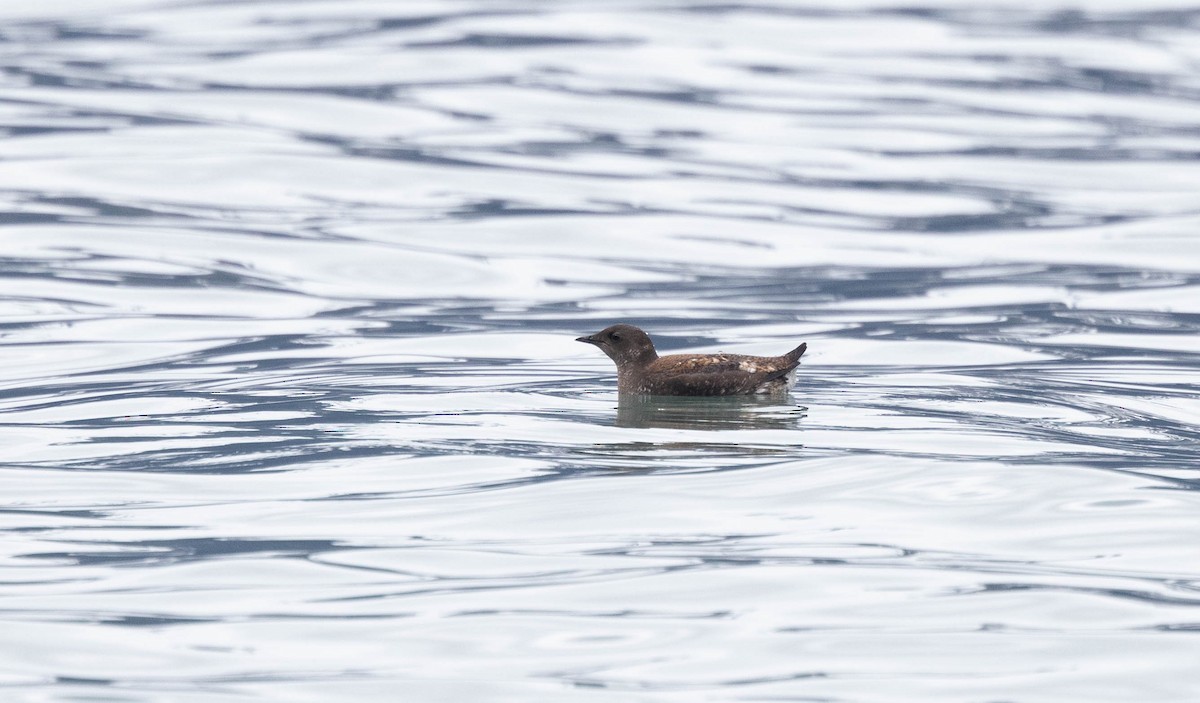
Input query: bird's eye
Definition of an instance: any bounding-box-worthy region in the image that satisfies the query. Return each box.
[610,332,622,341]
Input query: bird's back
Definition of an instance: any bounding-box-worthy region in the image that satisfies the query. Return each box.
[630,343,807,396]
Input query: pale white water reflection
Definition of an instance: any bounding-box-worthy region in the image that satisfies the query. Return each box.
[2,1,1200,702]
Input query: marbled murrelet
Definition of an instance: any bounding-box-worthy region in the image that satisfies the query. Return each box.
[577,324,807,396]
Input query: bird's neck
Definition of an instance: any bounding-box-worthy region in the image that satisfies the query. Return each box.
[616,356,652,389]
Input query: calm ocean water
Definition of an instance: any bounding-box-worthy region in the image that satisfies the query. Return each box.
[2,1,1199,701]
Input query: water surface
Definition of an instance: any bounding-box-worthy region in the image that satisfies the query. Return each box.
[2,1,1199,701]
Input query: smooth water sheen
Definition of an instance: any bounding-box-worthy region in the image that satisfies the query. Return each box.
[2,1,1199,701]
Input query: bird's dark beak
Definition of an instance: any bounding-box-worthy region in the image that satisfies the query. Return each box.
[576,335,600,346]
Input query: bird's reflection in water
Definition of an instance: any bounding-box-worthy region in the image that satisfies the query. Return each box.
[616,394,806,430]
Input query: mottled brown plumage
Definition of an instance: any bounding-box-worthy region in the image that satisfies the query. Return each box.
[577,324,807,396]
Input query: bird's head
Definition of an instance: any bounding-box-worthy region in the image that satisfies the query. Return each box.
[576,324,658,366]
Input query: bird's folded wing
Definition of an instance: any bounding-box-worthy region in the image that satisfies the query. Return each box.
[645,360,798,396]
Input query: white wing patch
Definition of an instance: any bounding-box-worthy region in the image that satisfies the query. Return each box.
[738,361,759,373]
[754,368,798,395]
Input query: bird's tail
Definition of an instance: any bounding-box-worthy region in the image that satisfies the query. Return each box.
[784,342,807,363]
